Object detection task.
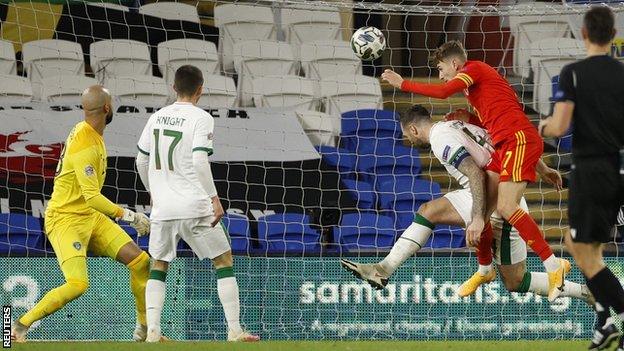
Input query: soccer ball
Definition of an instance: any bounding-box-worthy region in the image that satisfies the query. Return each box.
[350,26,386,61]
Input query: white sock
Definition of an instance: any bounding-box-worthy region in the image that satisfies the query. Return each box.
[379,221,433,275]
[217,276,242,334]
[145,278,166,331]
[543,255,560,272]
[478,264,493,275]
[529,272,587,300]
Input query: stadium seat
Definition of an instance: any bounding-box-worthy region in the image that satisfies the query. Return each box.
[341,179,376,210]
[221,213,250,254]
[0,39,16,75]
[22,39,84,100]
[315,146,356,177]
[300,40,362,80]
[0,75,33,103]
[565,1,624,41]
[376,177,441,212]
[333,213,395,252]
[197,74,237,108]
[41,75,98,104]
[340,118,401,154]
[234,40,297,106]
[251,75,318,109]
[106,75,169,106]
[139,2,200,23]
[320,74,383,116]
[281,6,342,45]
[214,4,277,73]
[508,2,569,78]
[0,214,44,255]
[90,39,151,82]
[424,226,466,249]
[355,145,422,182]
[157,39,219,90]
[530,38,584,115]
[257,213,321,255]
[297,110,340,147]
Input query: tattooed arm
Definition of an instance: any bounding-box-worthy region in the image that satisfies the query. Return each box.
[457,155,487,246]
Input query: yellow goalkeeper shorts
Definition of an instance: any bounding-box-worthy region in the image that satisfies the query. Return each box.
[45,211,133,265]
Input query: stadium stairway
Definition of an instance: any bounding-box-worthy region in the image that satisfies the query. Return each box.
[380,79,568,245]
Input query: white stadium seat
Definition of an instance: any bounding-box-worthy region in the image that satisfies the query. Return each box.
[90,39,152,82]
[197,74,237,108]
[0,75,33,103]
[530,38,584,115]
[106,75,169,106]
[296,109,340,147]
[157,38,219,92]
[320,74,382,116]
[214,4,276,73]
[22,39,84,100]
[40,75,98,104]
[300,40,361,80]
[0,40,16,75]
[251,75,318,110]
[233,40,297,106]
[281,6,342,45]
[509,2,570,78]
[139,2,200,23]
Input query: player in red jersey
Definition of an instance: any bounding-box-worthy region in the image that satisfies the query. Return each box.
[382,41,568,302]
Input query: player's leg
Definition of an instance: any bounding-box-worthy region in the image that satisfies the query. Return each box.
[142,220,177,342]
[342,192,469,289]
[89,213,150,341]
[12,215,91,342]
[182,217,259,342]
[495,130,567,301]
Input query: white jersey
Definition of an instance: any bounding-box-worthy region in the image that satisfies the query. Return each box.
[137,102,214,220]
[429,120,494,189]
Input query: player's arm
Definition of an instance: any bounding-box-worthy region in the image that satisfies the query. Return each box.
[444,109,484,128]
[457,154,487,246]
[539,65,575,138]
[382,69,467,99]
[136,120,152,192]
[73,147,150,234]
[536,158,563,191]
[192,116,222,227]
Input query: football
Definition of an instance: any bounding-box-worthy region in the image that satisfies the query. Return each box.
[350,26,386,61]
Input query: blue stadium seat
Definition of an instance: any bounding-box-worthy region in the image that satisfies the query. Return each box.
[356,147,422,182]
[341,110,401,152]
[257,213,321,254]
[222,213,250,254]
[315,146,356,177]
[341,109,399,122]
[424,226,466,249]
[333,213,395,252]
[0,214,44,255]
[341,179,376,209]
[376,178,441,211]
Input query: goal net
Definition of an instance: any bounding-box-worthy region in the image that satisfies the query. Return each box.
[0,0,621,341]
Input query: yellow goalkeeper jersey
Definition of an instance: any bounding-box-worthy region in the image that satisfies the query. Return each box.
[46,121,123,218]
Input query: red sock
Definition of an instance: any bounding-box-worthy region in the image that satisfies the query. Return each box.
[476,222,493,266]
[508,208,553,261]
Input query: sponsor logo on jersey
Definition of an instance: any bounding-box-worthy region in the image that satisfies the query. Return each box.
[442,146,451,161]
[73,241,82,250]
[207,132,213,140]
[84,165,95,176]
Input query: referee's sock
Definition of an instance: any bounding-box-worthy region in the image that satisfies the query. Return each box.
[508,209,557,270]
[586,267,624,327]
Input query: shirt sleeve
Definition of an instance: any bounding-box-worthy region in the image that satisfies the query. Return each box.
[71,146,123,217]
[430,132,471,169]
[553,64,575,103]
[456,62,482,88]
[400,78,466,99]
[192,114,214,156]
[137,119,152,156]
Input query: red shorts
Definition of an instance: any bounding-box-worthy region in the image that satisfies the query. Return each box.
[486,128,543,183]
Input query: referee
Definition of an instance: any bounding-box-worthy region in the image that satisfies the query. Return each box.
[539,6,624,350]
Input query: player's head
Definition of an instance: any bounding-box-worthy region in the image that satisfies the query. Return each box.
[432,40,467,82]
[400,104,433,146]
[81,85,114,126]
[582,6,616,46]
[174,65,204,103]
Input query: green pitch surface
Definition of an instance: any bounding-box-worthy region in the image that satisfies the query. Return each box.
[11,340,590,351]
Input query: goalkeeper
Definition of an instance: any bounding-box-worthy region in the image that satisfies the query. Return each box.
[11,86,152,342]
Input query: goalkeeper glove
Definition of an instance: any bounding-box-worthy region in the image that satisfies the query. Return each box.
[120,209,150,236]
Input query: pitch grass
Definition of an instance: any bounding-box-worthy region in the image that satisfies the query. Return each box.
[11,340,590,351]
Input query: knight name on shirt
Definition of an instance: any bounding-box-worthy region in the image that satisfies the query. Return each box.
[156,116,186,127]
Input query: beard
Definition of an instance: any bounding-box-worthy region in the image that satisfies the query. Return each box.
[105,110,113,125]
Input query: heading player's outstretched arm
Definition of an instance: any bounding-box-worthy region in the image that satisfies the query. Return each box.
[381,69,467,99]
[456,155,487,246]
